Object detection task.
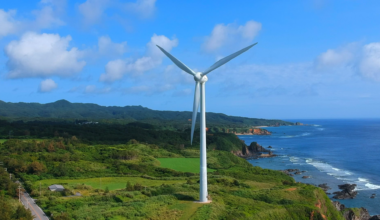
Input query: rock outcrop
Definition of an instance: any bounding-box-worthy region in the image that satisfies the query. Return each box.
[318,183,331,192]
[233,142,274,159]
[333,201,373,220]
[333,184,358,199]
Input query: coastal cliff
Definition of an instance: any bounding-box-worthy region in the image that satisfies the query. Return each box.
[234,128,272,135]
[232,141,274,158]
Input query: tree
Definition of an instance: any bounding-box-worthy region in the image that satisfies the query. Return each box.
[47,142,55,152]
[134,183,142,191]
[28,161,46,175]
[0,195,12,220]
[126,181,134,191]
[12,205,34,220]
[105,186,109,193]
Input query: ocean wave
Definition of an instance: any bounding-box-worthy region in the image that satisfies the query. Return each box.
[317,128,325,131]
[313,124,321,127]
[279,133,311,138]
[306,159,352,180]
[307,160,380,190]
[365,183,380,189]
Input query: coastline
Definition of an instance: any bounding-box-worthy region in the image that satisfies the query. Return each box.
[244,152,380,217]
[236,121,380,216]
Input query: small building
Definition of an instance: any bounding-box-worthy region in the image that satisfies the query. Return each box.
[48,184,65,192]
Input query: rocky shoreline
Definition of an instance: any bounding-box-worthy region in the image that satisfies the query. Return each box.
[280,169,379,220]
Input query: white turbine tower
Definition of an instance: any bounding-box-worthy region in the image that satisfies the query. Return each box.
[157,43,257,202]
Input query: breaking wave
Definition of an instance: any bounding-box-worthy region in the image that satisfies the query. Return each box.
[280,132,311,138]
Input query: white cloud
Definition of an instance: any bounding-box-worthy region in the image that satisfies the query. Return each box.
[99,34,178,82]
[124,0,156,18]
[32,5,65,29]
[0,9,18,37]
[98,36,127,56]
[315,42,380,82]
[360,43,380,81]
[202,20,261,52]
[5,32,86,78]
[0,1,65,38]
[39,79,58,92]
[78,0,110,25]
[315,45,355,68]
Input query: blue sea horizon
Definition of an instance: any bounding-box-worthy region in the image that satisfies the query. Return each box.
[238,119,380,215]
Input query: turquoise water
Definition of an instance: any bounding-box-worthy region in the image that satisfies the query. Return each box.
[238,119,380,215]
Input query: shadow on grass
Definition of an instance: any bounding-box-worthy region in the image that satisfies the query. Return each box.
[174,193,195,201]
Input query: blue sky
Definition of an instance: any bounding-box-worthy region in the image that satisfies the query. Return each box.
[1,0,380,119]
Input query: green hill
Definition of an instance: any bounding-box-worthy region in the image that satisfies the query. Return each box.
[0,100,293,128]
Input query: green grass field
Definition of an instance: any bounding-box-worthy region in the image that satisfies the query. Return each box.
[0,139,7,143]
[157,158,215,173]
[36,177,186,191]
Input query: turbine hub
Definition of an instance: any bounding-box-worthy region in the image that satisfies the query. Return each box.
[194,72,208,83]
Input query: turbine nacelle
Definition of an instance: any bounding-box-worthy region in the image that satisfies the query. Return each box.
[194,72,208,83]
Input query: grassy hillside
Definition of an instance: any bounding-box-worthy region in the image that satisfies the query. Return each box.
[0,137,345,219]
[0,99,293,128]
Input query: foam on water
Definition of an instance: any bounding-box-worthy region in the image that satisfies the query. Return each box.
[305,159,380,190]
[280,132,311,138]
[306,159,352,180]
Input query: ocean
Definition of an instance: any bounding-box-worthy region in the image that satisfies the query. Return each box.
[237,119,380,215]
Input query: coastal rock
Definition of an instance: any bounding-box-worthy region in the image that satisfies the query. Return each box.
[333,201,373,220]
[332,184,358,199]
[268,146,272,148]
[302,176,310,179]
[332,201,345,211]
[294,171,301,175]
[370,194,376,199]
[318,183,331,192]
[233,142,276,159]
[343,207,371,220]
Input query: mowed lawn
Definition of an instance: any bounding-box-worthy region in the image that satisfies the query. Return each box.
[0,139,7,143]
[37,177,186,191]
[157,158,215,173]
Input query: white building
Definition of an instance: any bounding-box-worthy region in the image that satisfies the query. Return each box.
[48,184,65,192]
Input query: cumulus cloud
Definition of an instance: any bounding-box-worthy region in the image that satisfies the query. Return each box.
[78,0,110,25]
[39,79,58,92]
[0,9,19,37]
[360,43,380,81]
[315,45,355,69]
[202,20,261,52]
[99,34,178,82]
[315,42,380,81]
[124,0,156,18]
[5,32,86,78]
[98,36,127,56]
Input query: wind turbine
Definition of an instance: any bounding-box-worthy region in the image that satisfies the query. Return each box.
[157,43,257,202]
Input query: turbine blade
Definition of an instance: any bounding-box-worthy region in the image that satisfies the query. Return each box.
[191,82,200,145]
[202,43,258,76]
[156,45,196,76]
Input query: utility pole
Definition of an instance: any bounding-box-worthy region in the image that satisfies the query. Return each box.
[18,185,21,203]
